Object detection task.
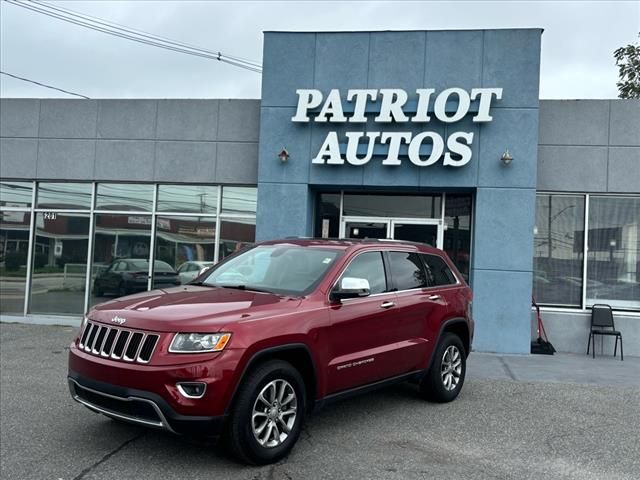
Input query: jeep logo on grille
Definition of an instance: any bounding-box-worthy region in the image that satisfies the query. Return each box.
[111,316,126,325]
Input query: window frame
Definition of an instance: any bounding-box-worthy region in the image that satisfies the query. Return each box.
[535,192,640,313]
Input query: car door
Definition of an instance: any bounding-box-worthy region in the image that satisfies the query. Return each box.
[325,250,401,394]
[386,250,450,371]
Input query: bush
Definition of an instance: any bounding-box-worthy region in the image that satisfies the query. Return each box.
[4,252,27,271]
[34,252,48,269]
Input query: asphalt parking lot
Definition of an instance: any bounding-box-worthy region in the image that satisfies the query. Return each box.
[1,323,639,480]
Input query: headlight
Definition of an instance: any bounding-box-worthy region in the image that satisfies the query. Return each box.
[169,332,231,353]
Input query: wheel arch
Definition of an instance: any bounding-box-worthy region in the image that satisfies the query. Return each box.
[226,343,318,415]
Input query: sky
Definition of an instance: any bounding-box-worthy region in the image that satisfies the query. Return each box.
[1,0,639,100]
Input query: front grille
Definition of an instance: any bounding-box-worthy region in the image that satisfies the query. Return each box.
[78,321,159,364]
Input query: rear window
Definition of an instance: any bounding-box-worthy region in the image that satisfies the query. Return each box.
[421,254,457,286]
[388,252,428,290]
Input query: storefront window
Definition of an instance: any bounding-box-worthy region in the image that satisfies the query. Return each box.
[1,181,33,208]
[586,196,639,310]
[343,193,441,218]
[0,211,30,313]
[218,218,256,260]
[154,216,216,287]
[30,213,90,315]
[95,183,154,212]
[157,185,218,214]
[533,195,585,307]
[221,187,257,214]
[315,193,341,238]
[91,213,152,305]
[444,194,473,280]
[37,183,92,210]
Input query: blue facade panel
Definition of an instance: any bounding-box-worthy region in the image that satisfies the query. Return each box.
[257,29,542,353]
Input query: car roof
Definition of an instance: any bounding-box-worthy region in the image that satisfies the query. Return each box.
[257,237,443,254]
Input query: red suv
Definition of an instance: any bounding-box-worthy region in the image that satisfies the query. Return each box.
[68,239,474,464]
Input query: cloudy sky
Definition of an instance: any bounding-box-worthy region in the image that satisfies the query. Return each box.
[1,0,638,100]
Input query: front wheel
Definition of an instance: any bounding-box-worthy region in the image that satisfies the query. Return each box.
[228,360,306,465]
[419,333,466,403]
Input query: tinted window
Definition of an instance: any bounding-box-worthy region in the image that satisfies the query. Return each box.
[339,251,386,295]
[388,252,428,290]
[422,254,457,286]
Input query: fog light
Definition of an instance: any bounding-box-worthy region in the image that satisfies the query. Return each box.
[177,382,207,399]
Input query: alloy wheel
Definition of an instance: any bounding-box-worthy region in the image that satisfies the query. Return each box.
[440,345,462,391]
[251,379,298,448]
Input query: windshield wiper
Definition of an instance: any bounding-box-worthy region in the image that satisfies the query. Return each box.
[188,281,217,287]
[220,285,273,294]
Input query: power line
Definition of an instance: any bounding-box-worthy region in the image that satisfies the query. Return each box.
[30,0,262,68]
[4,0,263,73]
[0,71,90,98]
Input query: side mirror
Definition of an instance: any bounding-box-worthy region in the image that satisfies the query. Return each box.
[332,277,371,301]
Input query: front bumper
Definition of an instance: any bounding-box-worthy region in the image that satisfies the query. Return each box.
[68,372,226,436]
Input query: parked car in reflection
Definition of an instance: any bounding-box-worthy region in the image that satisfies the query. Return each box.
[93,258,180,296]
[176,260,215,284]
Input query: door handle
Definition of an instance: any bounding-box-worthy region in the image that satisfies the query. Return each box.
[380,301,395,309]
[428,295,441,301]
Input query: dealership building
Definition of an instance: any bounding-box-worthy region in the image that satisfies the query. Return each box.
[1,28,638,355]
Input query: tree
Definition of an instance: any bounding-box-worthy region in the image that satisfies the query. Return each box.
[614,33,640,99]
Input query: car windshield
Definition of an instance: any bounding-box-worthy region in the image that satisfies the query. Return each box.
[201,245,342,295]
[128,259,175,272]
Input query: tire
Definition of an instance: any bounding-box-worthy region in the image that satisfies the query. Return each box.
[419,333,466,403]
[117,283,128,297]
[228,360,306,465]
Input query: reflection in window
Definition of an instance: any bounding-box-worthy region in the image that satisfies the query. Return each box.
[315,193,340,238]
[221,187,257,214]
[343,194,442,218]
[154,216,216,286]
[218,218,256,260]
[96,183,154,212]
[533,195,585,307]
[444,194,472,280]
[388,251,428,290]
[0,181,33,208]
[30,213,90,315]
[37,183,92,210]
[586,196,639,310]
[0,212,31,313]
[157,185,218,213]
[90,214,152,306]
[340,251,386,294]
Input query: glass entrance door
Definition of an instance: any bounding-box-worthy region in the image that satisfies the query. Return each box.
[392,221,439,247]
[341,217,442,248]
[343,220,389,239]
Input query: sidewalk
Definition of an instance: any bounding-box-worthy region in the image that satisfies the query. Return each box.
[468,351,640,388]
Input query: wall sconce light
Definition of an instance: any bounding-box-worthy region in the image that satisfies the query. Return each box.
[500,149,513,166]
[278,148,290,163]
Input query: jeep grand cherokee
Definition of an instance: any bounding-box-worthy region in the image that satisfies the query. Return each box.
[68,239,474,464]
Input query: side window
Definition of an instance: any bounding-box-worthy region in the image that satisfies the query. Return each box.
[422,254,457,286]
[339,251,387,295]
[388,251,429,290]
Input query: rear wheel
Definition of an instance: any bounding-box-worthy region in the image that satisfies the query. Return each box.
[419,333,466,403]
[228,360,305,465]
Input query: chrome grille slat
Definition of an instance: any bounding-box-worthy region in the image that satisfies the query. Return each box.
[123,332,144,362]
[78,321,159,364]
[92,326,108,354]
[101,328,118,357]
[83,323,97,352]
[137,335,159,363]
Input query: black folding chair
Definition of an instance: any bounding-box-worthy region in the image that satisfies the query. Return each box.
[587,304,623,361]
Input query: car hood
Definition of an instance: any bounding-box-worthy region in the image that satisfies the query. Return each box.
[89,285,302,332]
